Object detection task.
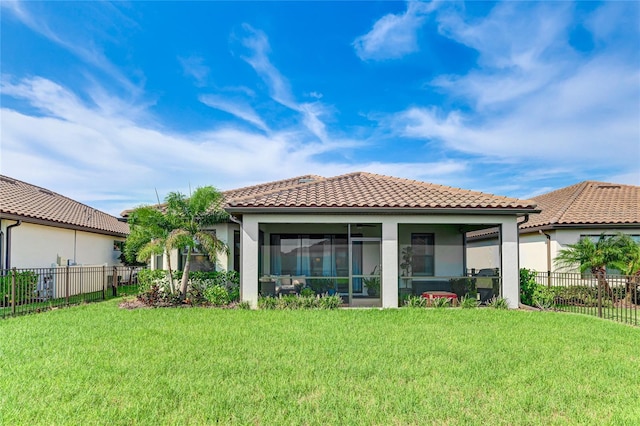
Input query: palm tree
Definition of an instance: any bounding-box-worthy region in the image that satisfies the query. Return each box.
[164,186,229,298]
[125,205,179,293]
[554,234,625,300]
[609,234,640,305]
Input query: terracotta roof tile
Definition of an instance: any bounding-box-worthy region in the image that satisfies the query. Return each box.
[522,181,640,229]
[226,172,537,210]
[0,175,129,236]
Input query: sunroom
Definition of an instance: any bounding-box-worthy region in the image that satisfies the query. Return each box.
[225,172,538,309]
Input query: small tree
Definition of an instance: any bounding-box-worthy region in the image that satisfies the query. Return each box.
[125,206,179,293]
[164,186,230,298]
[124,186,230,299]
[554,233,631,301]
[609,234,640,304]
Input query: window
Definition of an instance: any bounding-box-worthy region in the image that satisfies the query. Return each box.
[269,234,348,277]
[113,241,124,251]
[177,231,217,272]
[155,254,163,270]
[233,231,240,273]
[411,233,434,276]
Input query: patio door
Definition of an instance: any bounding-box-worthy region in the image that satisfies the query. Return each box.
[349,237,381,307]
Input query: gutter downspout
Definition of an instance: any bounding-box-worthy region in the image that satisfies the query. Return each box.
[539,230,552,287]
[515,215,529,307]
[5,220,22,270]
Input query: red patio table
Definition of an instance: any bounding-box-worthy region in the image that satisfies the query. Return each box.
[421,291,458,302]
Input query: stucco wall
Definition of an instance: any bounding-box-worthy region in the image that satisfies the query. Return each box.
[238,213,521,308]
[1,220,124,269]
[466,238,500,271]
[521,228,640,273]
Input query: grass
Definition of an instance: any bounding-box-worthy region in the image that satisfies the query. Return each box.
[1,302,639,425]
[0,285,138,318]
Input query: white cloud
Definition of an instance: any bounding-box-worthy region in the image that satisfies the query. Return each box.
[1,76,468,215]
[389,2,640,178]
[2,1,142,96]
[179,56,210,87]
[199,94,269,131]
[353,1,437,61]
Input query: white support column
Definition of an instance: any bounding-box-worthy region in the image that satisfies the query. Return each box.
[240,216,259,308]
[500,217,520,309]
[381,218,399,308]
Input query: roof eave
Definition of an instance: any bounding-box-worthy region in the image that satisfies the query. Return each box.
[521,222,640,233]
[225,206,540,215]
[0,213,129,237]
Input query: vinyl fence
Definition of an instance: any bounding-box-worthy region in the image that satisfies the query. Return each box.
[0,265,144,319]
[534,272,639,326]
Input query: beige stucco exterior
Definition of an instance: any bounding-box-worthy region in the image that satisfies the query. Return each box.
[467,227,640,274]
[239,213,521,309]
[1,220,125,269]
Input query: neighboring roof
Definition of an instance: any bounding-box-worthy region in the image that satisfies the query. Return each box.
[0,175,129,236]
[119,175,325,218]
[223,175,324,200]
[226,172,538,212]
[521,181,640,231]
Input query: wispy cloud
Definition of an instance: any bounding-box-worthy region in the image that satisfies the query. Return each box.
[353,1,437,61]
[387,2,640,184]
[1,76,468,214]
[2,1,142,96]
[199,94,268,131]
[179,55,210,87]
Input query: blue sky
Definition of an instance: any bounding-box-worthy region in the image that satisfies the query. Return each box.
[1,1,639,216]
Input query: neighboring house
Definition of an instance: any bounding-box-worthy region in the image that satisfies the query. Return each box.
[128,172,538,308]
[467,181,640,274]
[0,175,129,269]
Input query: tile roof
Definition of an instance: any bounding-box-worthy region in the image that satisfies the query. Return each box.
[521,181,640,230]
[226,172,537,211]
[223,175,324,200]
[1,175,129,236]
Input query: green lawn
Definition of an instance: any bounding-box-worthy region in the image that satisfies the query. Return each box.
[1,302,639,425]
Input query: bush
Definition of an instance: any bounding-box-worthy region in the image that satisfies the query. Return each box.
[257,293,342,310]
[532,285,556,310]
[520,268,537,306]
[432,297,452,308]
[203,285,230,306]
[404,296,427,308]
[460,296,479,309]
[0,271,39,306]
[486,296,509,309]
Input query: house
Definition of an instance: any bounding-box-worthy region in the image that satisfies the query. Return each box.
[133,172,538,308]
[466,181,640,274]
[0,175,129,269]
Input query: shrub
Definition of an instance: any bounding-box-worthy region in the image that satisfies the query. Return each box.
[432,297,452,308]
[520,268,537,306]
[257,293,342,310]
[318,294,343,309]
[203,284,230,306]
[0,271,39,306]
[300,287,315,297]
[460,296,479,309]
[236,301,251,310]
[404,296,427,308]
[486,296,509,309]
[532,285,556,310]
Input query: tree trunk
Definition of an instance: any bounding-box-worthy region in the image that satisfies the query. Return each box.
[166,249,175,294]
[179,246,192,299]
[592,266,614,301]
[625,271,640,305]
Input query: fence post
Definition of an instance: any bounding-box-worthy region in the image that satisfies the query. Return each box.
[65,265,70,306]
[102,265,107,300]
[112,267,118,297]
[11,268,16,316]
[597,280,602,318]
